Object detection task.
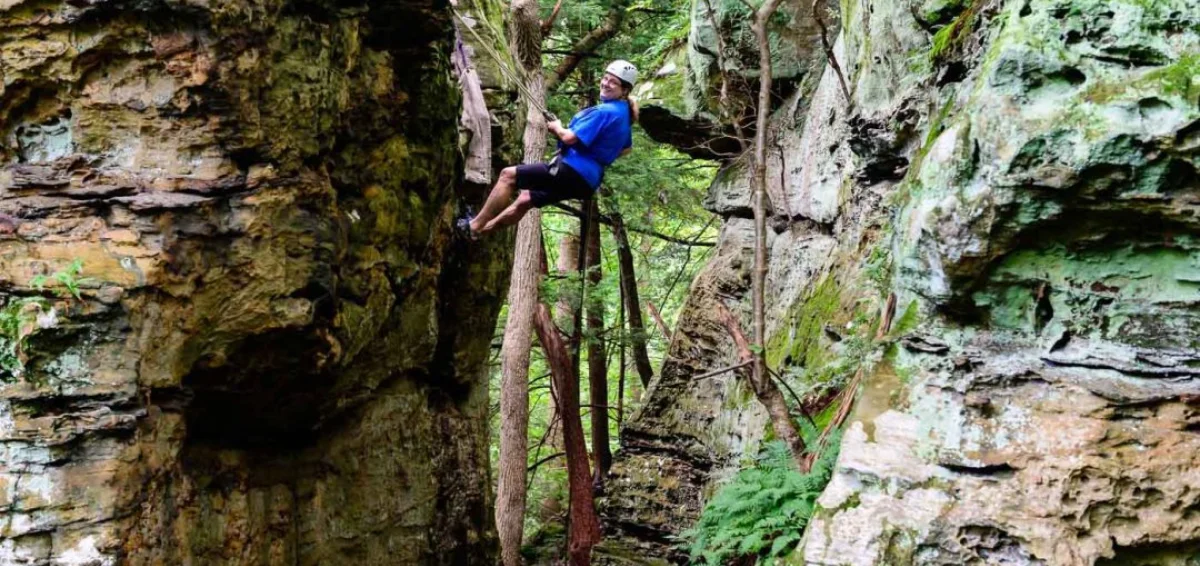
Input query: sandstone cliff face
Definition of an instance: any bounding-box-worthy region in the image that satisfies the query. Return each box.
[604,0,1199,563]
[0,0,512,563]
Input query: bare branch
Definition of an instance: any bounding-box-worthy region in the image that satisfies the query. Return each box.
[550,202,716,247]
[528,452,566,472]
[646,301,672,341]
[812,0,853,107]
[692,360,753,380]
[541,0,564,34]
[546,0,631,91]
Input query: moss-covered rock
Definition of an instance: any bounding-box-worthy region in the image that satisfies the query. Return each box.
[606,0,1200,563]
[0,0,516,563]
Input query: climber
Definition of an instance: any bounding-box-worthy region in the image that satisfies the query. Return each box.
[457,60,639,239]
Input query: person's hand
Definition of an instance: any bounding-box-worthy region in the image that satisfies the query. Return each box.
[547,119,563,133]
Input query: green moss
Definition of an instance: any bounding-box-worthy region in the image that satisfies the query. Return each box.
[888,92,957,210]
[929,0,983,62]
[766,276,844,370]
[863,243,894,296]
[889,300,921,337]
[919,0,967,26]
[1089,53,1200,105]
[973,244,1200,333]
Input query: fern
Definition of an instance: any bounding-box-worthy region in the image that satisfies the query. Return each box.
[0,296,48,380]
[681,422,843,565]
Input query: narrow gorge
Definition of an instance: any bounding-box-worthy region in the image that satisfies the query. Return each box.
[0,0,516,562]
[1,0,1197,564]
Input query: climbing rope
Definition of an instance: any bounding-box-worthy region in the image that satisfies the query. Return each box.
[451,9,557,122]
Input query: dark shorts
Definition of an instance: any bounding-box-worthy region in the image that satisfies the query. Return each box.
[516,162,595,208]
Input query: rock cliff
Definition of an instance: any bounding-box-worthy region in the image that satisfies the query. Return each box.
[0,0,514,563]
[603,0,1199,564]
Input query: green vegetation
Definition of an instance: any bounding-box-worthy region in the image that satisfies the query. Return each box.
[681,422,843,565]
[31,258,89,301]
[929,0,976,61]
[0,296,45,379]
[1,260,89,380]
[766,276,843,370]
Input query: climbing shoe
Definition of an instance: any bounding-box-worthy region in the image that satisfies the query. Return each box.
[456,211,479,241]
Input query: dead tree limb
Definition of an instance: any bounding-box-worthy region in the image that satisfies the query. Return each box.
[546,0,631,90]
[802,367,863,471]
[646,301,671,341]
[812,0,853,106]
[692,360,753,381]
[534,300,602,564]
[541,0,563,34]
[715,301,808,470]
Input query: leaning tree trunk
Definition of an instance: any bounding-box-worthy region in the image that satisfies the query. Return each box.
[610,213,654,388]
[584,201,611,483]
[495,0,550,562]
[534,302,602,565]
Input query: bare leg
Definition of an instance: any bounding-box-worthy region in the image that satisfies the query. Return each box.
[480,191,535,234]
[470,166,518,233]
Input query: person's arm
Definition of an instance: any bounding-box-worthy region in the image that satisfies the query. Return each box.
[548,120,579,145]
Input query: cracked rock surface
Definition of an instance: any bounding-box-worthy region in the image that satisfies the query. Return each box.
[0,0,514,563]
[601,0,1200,564]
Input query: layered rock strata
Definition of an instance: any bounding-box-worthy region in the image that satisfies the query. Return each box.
[603,0,1200,564]
[0,0,513,563]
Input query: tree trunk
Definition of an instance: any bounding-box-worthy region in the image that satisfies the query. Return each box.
[534,302,602,565]
[745,0,802,468]
[585,200,611,484]
[496,216,540,566]
[550,232,580,451]
[617,280,627,430]
[495,0,549,562]
[610,213,654,388]
[748,0,780,425]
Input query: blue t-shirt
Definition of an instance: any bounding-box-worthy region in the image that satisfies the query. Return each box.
[560,99,633,189]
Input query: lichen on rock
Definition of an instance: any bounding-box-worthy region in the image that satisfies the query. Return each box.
[602,0,1200,563]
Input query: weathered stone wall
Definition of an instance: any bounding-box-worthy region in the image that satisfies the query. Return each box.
[0,0,513,563]
[603,0,1199,563]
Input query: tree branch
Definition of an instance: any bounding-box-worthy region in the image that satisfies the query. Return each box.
[528,452,566,472]
[692,360,753,380]
[645,301,671,341]
[541,0,564,34]
[550,202,715,247]
[546,0,631,91]
[812,0,853,107]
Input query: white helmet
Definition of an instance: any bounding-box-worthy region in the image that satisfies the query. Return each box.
[605,60,638,87]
